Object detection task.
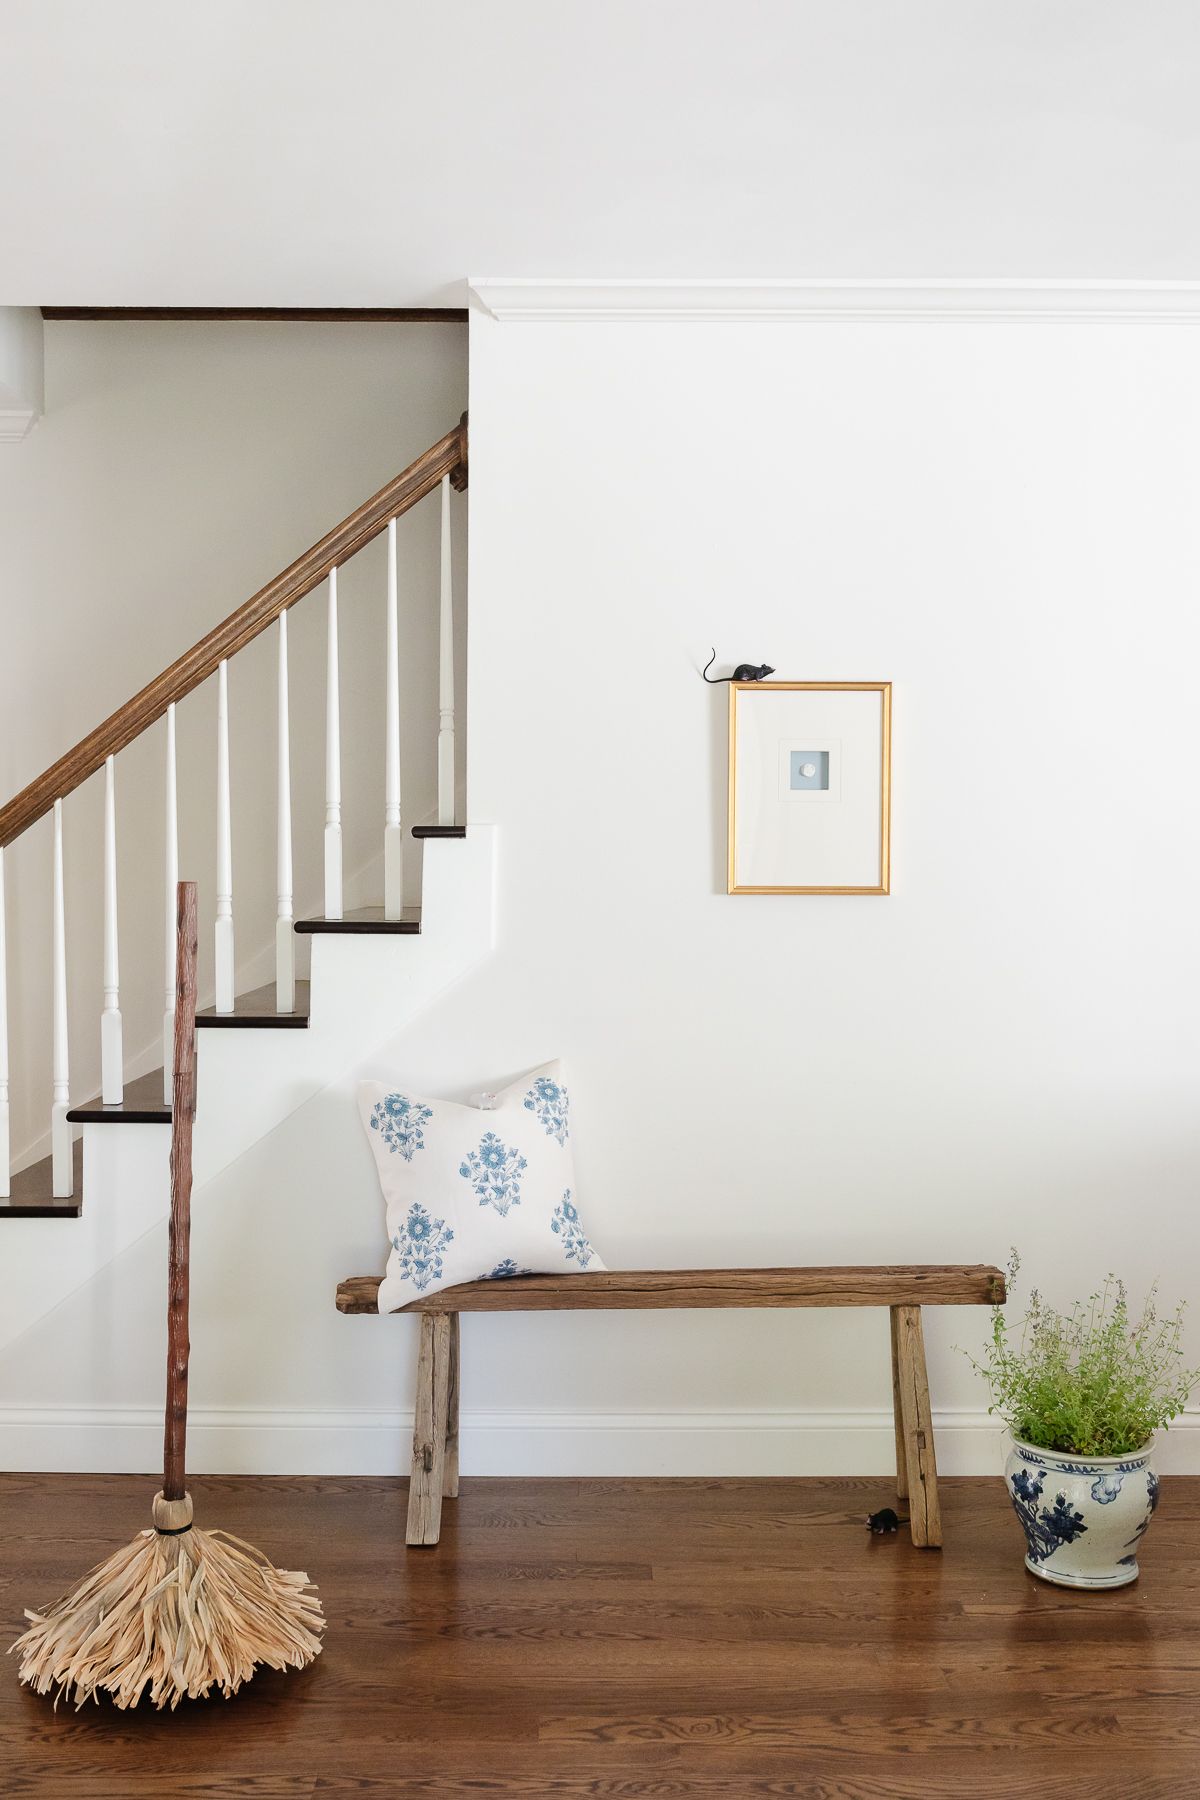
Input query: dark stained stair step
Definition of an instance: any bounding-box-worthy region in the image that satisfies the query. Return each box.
[295,908,420,935]
[412,825,465,839]
[68,1068,172,1125]
[196,980,310,1029]
[0,1138,84,1219]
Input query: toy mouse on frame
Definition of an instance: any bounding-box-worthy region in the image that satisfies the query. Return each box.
[704,654,890,895]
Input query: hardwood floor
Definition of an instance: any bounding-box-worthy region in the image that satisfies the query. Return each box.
[1,1473,1197,1796]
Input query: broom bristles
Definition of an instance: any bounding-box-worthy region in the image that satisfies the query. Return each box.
[10,1516,324,1710]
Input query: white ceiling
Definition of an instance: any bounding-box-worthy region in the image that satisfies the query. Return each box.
[3,0,1197,306]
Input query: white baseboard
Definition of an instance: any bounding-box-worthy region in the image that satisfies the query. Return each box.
[3,1405,1199,1478]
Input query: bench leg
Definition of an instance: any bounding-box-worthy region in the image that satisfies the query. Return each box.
[407,1313,452,1546]
[443,1312,460,1499]
[890,1304,942,1549]
[888,1306,909,1503]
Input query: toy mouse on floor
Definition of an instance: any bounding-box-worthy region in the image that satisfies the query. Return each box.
[866,1507,910,1536]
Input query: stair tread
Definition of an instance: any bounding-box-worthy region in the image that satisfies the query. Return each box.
[295,907,420,935]
[68,1068,171,1124]
[0,1138,83,1218]
[196,979,310,1028]
[412,825,465,838]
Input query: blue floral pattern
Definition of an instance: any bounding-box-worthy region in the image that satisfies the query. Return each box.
[1120,1470,1160,1557]
[370,1092,433,1163]
[1009,1468,1089,1566]
[481,1259,533,1280]
[1091,1473,1124,1505]
[459,1132,528,1216]
[391,1201,454,1292]
[524,1075,570,1146]
[551,1189,594,1267]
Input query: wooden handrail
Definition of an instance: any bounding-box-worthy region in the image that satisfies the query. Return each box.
[0,415,468,849]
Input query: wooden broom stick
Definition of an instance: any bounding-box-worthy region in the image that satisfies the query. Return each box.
[162,880,197,1509]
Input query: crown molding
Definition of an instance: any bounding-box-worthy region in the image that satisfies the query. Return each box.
[469,278,1200,323]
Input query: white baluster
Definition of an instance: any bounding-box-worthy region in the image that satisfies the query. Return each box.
[0,846,9,1199]
[437,474,456,826]
[276,612,294,1013]
[215,658,235,1013]
[324,568,343,919]
[384,518,403,919]
[101,754,122,1104]
[51,798,72,1197]
[163,701,178,1104]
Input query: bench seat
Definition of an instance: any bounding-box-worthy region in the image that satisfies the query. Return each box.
[337,1265,1004,1313]
[335,1262,1006,1552]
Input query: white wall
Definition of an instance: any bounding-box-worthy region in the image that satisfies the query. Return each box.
[0,320,467,1166]
[449,309,1200,1463]
[3,309,1199,1479]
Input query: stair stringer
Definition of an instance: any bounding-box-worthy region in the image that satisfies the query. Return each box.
[0,830,497,1358]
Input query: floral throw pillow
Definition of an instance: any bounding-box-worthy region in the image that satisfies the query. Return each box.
[358,1062,606,1312]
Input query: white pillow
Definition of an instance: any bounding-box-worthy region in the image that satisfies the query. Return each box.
[358,1062,606,1312]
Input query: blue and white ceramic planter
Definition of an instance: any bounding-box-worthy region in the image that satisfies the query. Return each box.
[1005,1437,1159,1589]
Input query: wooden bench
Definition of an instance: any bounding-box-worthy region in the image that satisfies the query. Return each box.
[335,1264,1005,1550]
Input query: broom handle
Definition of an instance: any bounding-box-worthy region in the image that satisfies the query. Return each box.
[163,881,199,1502]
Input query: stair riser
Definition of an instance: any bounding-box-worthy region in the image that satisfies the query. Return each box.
[0,1129,169,1352]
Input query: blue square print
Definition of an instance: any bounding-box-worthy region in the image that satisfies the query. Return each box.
[789,750,829,791]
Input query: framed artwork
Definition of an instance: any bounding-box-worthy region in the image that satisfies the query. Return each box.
[727,681,891,894]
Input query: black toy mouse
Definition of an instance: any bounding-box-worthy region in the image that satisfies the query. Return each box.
[702,649,775,684]
[866,1507,909,1536]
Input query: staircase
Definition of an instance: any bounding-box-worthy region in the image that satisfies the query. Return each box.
[0,414,475,1240]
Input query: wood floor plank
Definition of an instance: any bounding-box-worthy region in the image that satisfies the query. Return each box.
[5,1769,1194,1800]
[1,1473,1198,1798]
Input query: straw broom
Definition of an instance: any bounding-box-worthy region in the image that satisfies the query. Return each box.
[11,880,324,1708]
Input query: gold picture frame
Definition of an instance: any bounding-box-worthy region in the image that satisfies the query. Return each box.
[727,681,891,895]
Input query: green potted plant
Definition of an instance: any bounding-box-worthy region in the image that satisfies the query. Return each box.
[964,1255,1198,1588]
